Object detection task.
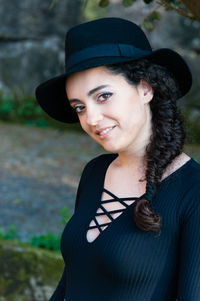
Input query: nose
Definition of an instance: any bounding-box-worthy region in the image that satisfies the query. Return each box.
[86,104,103,126]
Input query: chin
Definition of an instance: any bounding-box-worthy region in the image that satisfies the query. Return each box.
[101,143,122,153]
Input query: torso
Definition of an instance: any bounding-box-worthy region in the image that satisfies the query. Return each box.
[86,152,191,243]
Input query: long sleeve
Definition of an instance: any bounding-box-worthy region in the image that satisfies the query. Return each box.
[49,266,66,301]
[177,186,200,300]
[55,155,200,301]
[48,167,85,300]
[49,156,98,300]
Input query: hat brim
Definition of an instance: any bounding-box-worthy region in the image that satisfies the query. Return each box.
[35,48,192,123]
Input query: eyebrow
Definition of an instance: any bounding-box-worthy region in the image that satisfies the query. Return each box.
[68,85,110,105]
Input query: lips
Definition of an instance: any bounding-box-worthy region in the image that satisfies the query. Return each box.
[95,126,116,136]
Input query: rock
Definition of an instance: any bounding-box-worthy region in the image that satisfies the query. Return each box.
[0,238,64,301]
[0,0,83,96]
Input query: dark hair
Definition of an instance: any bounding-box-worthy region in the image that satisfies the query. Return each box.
[106,59,186,234]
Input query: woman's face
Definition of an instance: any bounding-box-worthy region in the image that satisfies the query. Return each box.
[65,66,153,154]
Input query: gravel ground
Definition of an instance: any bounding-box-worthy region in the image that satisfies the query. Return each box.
[0,123,103,241]
[0,123,199,242]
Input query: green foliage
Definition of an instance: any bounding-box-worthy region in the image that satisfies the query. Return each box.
[13,199,22,205]
[148,11,162,21]
[49,0,59,9]
[143,20,155,31]
[93,0,199,24]
[169,0,185,8]
[99,0,109,8]
[0,90,82,132]
[122,0,136,7]
[59,206,72,225]
[182,107,200,144]
[30,204,72,252]
[30,233,61,252]
[83,0,107,20]
[0,92,46,125]
[0,205,72,253]
[0,225,18,240]
[143,10,162,31]
[0,226,61,253]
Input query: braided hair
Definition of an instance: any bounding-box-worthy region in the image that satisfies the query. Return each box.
[106,59,186,233]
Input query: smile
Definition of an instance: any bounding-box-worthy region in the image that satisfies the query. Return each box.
[98,126,116,139]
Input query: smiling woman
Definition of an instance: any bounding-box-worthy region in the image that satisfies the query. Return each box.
[65,66,153,154]
[35,17,200,301]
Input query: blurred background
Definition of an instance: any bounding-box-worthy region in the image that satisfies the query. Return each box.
[0,0,199,300]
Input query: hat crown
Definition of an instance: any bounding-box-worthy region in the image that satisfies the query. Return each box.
[35,17,192,124]
[65,18,152,56]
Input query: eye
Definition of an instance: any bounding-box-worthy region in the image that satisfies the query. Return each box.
[98,92,113,102]
[71,92,113,115]
[72,104,85,114]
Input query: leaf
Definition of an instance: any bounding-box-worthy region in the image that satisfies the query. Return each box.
[13,199,22,205]
[49,0,59,10]
[99,0,109,8]
[143,20,155,31]
[148,11,162,21]
[122,0,136,7]
[59,206,71,225]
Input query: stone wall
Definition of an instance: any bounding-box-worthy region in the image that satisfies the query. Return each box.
[0,238,64,301]
[1,0,199,109]
[0,0,83,96]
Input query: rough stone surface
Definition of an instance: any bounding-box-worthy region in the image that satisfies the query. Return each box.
[0,0,199,106]
[0,0,83,95]
[0,0,81,38]
[0,238,63,301]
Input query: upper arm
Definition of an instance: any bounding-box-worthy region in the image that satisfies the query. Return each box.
[177,188,200,300]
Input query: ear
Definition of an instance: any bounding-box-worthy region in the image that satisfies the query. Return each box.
[138,80,154,104]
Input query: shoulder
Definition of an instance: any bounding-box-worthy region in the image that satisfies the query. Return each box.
[179,155,200,197]
[162,153,193,181]
[81,153,118,175]
[165,153,200,186]
[78,153,118,184]
[179,157,200,221]
[76,153,118,196]
[183,157,200,186]
[190,157,200,176]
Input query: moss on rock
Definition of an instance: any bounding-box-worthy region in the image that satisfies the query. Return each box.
[0,238,64,300]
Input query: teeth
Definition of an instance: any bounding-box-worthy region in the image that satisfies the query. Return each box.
[100,127,113,135]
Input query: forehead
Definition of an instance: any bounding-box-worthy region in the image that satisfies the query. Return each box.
[65,66,124,96]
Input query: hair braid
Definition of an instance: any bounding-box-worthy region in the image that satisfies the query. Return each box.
[106,59,186,233]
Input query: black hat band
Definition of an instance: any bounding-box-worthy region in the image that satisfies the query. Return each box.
[65,43,152,70]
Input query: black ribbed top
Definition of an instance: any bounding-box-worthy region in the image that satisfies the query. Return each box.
[50,153,200,301]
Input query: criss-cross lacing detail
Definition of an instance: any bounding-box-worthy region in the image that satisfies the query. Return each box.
[87,188,137,234]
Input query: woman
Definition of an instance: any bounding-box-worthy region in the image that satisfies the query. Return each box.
[36,18,200,301]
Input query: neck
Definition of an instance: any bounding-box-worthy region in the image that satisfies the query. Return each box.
[114,111,152,179]
[114,153,147,181]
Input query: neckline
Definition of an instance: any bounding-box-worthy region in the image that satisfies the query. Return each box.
[102,154,193,199]
[159,157,193,184]
[102,187,145,201]
[85,154,193,244]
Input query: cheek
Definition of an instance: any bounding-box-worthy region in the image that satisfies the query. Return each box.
[124,103,147,130]
[79,118,95,138]
[79,118,88,133]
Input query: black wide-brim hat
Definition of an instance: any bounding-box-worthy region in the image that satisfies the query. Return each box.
[35,17,192,123]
